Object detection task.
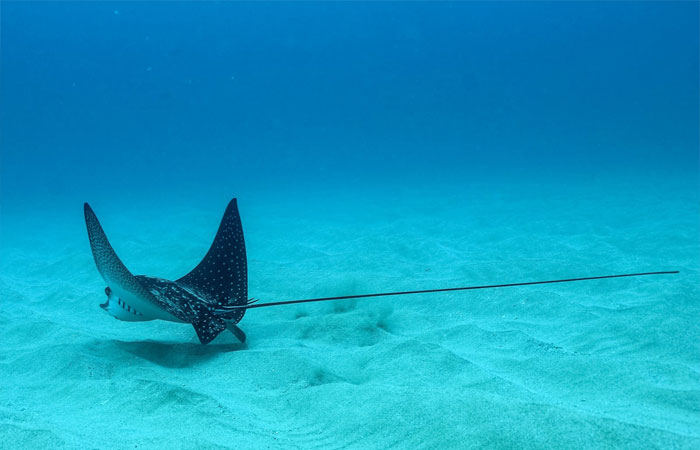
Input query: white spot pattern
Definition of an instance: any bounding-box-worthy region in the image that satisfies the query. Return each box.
[176,198,248,324]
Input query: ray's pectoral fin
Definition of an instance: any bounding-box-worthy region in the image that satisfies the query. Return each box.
[191,303,227,345]
[177,198,248,325]
[84,202,163,316]
[225,322,246,344]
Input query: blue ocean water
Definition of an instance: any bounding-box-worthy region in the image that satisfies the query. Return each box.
[1,2,698,449]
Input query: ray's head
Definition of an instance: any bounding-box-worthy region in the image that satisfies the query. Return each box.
[100,286,112,310]
[99,286,145,321]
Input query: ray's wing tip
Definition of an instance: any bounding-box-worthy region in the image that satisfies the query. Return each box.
[84,202,95,222]
[225,198,240,217]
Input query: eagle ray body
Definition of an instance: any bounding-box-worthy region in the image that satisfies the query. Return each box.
[84,199,249,344]
[85,198,678,345]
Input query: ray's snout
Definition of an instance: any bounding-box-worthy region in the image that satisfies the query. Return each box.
[100,286,111,310]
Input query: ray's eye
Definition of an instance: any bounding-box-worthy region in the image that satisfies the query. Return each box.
[105,287,112,297]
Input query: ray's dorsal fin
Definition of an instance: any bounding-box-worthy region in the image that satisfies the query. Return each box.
[177,199,248,322]
[84,203,160,304]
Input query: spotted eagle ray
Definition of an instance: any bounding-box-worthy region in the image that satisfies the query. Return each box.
[84,199,678,345]
[84,200,250,344]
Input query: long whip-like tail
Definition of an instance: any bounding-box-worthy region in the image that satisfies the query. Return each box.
[214,270,678,312]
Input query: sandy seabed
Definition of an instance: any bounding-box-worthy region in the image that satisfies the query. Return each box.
[1,177,698,449]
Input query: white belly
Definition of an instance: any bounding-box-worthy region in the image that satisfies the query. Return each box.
[102,286,182,322]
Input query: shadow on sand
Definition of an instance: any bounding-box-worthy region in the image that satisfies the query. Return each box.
[110,339,246,368]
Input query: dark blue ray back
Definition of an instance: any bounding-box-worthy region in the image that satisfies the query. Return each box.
[177,198,247,323]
